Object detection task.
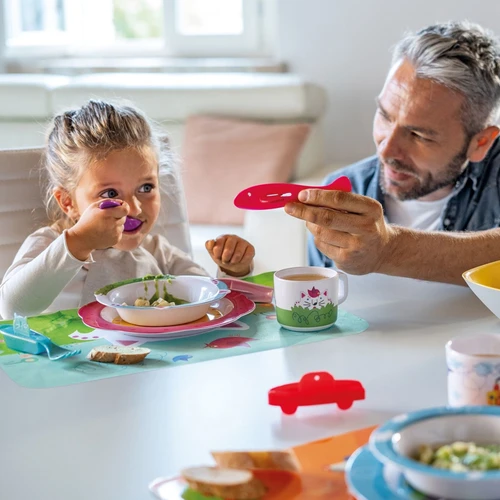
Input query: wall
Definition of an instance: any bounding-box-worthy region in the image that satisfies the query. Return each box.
[275,0,500,167]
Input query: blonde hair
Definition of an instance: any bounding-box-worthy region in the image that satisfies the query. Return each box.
[43,99,172,231]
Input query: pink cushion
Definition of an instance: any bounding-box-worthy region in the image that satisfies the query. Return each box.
[182,115,310,225]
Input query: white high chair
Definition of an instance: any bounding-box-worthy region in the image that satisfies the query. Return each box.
[0,147,193,282]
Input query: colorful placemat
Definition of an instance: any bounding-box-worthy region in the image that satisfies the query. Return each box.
[0,274,369,388]
[150,426,375,500]
[292,425,376,500]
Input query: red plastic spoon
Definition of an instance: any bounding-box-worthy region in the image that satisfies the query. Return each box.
[233,175,352,210]
[99,200,143,232]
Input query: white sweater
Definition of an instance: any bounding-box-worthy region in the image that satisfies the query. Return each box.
[0,227,209,319]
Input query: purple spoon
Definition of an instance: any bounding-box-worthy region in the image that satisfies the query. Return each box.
[99,200,143,232]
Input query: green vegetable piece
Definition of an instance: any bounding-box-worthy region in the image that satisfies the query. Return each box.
[95,274,175,295]
[95,274,190,306]
[432,458,452,469]
[435,445,452,460]
[485,454,500,469]
[418,441,500,472]
[162,282,188,305]
[451,442,470,456]
[149,278,161,303]
[462,453,482,466]
[450,462,468,472]
[417,444,434,464]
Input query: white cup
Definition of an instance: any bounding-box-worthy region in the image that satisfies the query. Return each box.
[446,333,500,407]
[273,266,348,332]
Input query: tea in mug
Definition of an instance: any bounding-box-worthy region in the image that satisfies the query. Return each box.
[283,274,328,281]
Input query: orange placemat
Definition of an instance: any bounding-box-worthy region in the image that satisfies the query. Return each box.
[150,426,376,500]
[291,425,376,500]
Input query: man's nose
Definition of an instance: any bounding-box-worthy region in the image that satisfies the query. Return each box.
[379,128,405,161]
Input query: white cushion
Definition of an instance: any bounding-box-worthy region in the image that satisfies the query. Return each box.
[0,72,327,178]
[0,122,49,148]
[0,74,69,119]
[51,72,327,121]
[52,73,326,179]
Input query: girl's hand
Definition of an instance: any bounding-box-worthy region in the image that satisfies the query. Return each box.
[66,200,129,261]
[206,235,255,277]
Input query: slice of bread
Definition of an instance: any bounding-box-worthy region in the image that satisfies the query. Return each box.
[181,466,266,499]
[88,345,151,365]
[211,450,301,472]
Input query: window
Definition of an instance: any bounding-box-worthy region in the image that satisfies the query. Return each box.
[3,0,271,58]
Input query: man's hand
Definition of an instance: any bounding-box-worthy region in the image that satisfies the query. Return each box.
[66,200,129,261]
[285,188,396,275]
[206,235,255,277]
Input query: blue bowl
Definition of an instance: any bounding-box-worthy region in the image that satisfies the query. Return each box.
[370,406,500,500]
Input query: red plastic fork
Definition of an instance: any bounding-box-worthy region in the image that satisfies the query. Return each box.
[233,176,352,210]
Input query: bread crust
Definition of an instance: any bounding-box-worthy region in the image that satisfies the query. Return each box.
[181,466,266,499]
[211,450,301,472]
[88,345,150,365]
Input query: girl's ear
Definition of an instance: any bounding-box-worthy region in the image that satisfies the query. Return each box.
[53,187,79,220]
[467,125,500,162]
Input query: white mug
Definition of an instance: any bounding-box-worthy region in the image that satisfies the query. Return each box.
[273,266,348,332]
[446,333,500,407]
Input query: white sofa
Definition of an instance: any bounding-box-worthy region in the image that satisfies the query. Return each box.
[0,72,331,275]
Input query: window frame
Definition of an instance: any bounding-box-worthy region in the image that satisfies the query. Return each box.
[1,0,273,61]
[5,0,74,49]
[163,0,265,57]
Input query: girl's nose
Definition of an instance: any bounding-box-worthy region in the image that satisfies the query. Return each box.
[127,196,142,216]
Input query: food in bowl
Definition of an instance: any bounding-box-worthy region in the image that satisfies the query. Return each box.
[417,441,500,472]
[127,297,176,308]
[370,406,500,500]
[94,274,229,327]
[96,274,189,306]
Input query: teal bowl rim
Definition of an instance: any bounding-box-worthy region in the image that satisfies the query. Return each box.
[369,406,500,480]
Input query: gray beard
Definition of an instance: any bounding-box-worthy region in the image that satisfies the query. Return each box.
[379,143,469,201]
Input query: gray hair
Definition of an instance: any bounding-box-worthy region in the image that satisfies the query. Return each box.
[392,21,500,137]
[43,99,174,231]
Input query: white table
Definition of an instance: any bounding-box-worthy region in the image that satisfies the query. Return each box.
[1,273,498,500]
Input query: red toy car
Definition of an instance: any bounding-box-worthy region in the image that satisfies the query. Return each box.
[268,371,365,415]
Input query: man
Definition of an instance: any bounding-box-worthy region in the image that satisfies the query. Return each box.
[285,21,500,285]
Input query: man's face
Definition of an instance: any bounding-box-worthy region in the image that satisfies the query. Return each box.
[373,59,471,201]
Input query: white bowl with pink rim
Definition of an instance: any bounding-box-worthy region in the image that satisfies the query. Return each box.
[94,275,230,327]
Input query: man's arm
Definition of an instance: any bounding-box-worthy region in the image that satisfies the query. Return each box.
[285,189,500,285]
[380,226,500,285]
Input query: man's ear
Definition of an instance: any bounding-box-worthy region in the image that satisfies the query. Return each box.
[468,125,500,162]
[53,187,79,220]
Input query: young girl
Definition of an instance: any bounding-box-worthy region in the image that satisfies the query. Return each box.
[0,100,255,319]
